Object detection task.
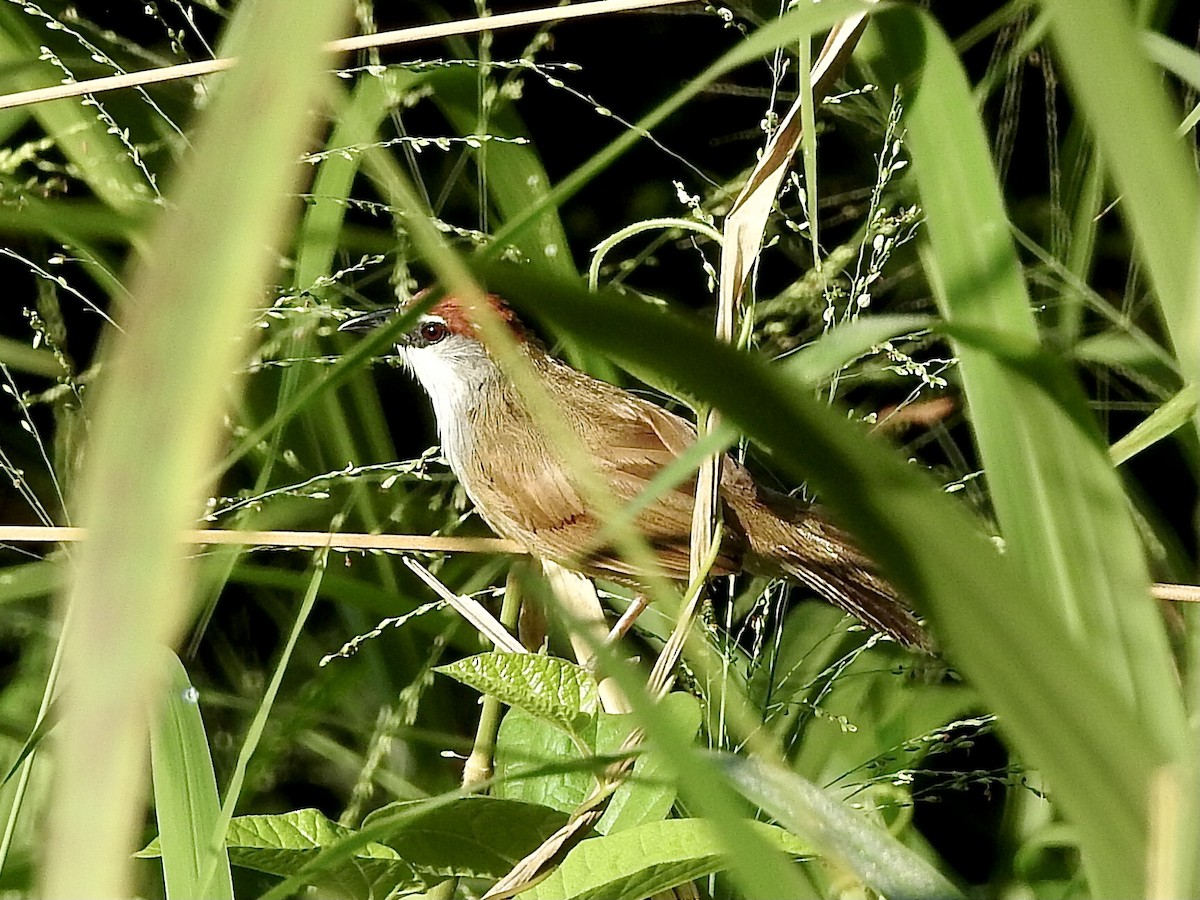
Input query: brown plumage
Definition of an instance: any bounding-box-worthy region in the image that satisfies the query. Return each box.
[341,294,931,652]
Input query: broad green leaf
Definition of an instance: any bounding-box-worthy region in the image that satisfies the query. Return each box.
[148,650,233,900]
[140,808,421,900]
[437,653,600,737]
[239,797,564,900]
[362,796,569,880]
[494,704,625,814]
[521,818,813,900]
[493,693,699,835]
[718,754,962,900]
[252,795,478,900]
[599,693,700,835]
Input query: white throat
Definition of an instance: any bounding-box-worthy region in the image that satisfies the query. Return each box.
[399,335,501,474]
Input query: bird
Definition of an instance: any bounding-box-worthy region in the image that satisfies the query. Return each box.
[340,292,931,652]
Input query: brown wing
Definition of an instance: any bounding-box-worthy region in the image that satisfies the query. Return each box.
[458,410,593,548]
[463,365,744,583]
[578,389,747,581]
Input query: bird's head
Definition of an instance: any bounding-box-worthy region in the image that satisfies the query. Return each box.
[339,292,533,420]
[339,290,533,349]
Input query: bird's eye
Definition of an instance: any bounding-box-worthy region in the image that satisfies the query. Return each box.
[418,321,449,344]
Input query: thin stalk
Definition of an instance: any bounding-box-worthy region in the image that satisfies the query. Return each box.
[195,545,330,897]
[462,568,525,788]
[0,602,73,875]
[0,0,694,112]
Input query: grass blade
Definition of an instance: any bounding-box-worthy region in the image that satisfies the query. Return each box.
[149,650,233,900]
[1044,0,1200,419]
[41,1,351,895]
[865,10,1187,892]
[718,754,962,899]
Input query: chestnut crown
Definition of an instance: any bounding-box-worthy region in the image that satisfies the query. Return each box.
[338,292,528,348]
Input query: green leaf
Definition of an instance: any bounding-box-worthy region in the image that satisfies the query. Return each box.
[1044,1,1200,407]
[0,559,61,605]
[43,0,353,895]
[362,796,569,880]
[148,650,233,900]
[232,819,410,896]
[0,335,66,378]
[143,799,569,898]
[139,808,421,900]
[1,698,58,787]
[437,653,600,737]
[1111,384,1199,466]
[1074,329,1181,395]
[780,314,933,384]
[520,818,812,900]
[493,693,699,834]
[1142,31,1200,95]
[865,9,1188,893]
[494,704,619,814]
[599,693,700,835]
[717,754,962,900]
[870,4,1179,708]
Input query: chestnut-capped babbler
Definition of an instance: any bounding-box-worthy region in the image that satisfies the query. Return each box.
[340,293,931,652]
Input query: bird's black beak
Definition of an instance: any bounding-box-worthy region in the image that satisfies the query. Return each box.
[337,307,395,333]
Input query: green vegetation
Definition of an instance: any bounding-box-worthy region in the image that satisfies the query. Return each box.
[0,1,1196,897]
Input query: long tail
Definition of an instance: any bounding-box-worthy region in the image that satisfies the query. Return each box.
[775,537,933,653]
[741,494,934,653]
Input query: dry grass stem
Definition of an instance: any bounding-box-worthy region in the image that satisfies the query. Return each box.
[1150,583,1200,603]
[0,525,521,554]
[402,557,527,653]
[0,0,693,112]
